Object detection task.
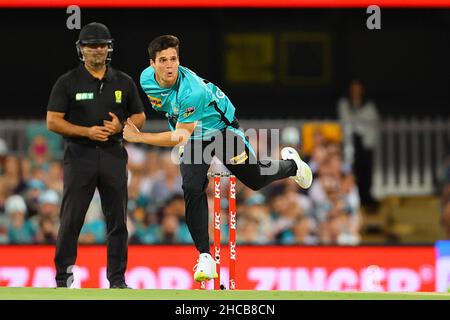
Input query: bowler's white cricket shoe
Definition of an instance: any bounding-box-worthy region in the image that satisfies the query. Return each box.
[281,147,313,189]
[193,253,218,282]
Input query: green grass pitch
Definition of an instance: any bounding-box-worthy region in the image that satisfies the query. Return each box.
[0,287,449,300]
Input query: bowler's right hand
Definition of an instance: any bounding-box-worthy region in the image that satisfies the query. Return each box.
[87,126,110,141]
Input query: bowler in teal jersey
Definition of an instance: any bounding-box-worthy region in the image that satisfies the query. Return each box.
[123,35,313,283]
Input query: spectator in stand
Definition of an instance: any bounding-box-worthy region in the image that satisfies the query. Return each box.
[441,202,450,239]
[318,175,358,244]
[440,155,450,238]
[237,193,273,244]
[279,215,318,245]
[139,149,163,201]
[127,205,151,244]
[147,151,182,211]
[0,216,8,243]
[42,161,64,194]
[132,210,159,244]
[155,211,191,244]
[5,195,36,244]
[0,168,9,243]
[281,126,301,151]
[0,177,7,214]
[79,192,106,244]
[36,218,58,244]
[237,215,262,244]
[267,182,309,242]
[308,128,328,175]
[28,135,52,172]
[127,170,150,217]
[33,189,60,244]
[1,155,27,197]
[309,148,361,245]
[0,138,8,174]
[23,179,46,218]
[125,142,147,174]
[337,79,379,208]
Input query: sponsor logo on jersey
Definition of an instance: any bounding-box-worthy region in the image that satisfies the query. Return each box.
[148,95,162,108]
[172,104,180,115]
[75,92,94,101]
[216,89,225,99]
[183,107,196,118]
[114,90,122,103]
[230,151,248,165]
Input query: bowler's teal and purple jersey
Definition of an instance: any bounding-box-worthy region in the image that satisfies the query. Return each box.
[140,65,236,140]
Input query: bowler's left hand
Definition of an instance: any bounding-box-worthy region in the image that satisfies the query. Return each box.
[123,118,142,143]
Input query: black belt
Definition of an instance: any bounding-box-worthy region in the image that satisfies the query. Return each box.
[65,137,123,148]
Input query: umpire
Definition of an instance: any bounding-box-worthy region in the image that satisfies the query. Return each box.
[47,22,146,288]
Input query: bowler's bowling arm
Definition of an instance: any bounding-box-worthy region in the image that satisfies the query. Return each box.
[135,121,196,147]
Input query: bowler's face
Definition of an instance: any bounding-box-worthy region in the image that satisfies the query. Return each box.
[151,47,179,88]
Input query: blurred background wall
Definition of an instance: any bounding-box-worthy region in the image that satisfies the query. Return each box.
[0,8,449,119]
[0,7,449,248]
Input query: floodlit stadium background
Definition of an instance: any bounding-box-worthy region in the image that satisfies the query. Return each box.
[0,2,449,292]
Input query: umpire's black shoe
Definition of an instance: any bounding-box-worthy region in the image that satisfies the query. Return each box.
[55,281,69,288]
[110,282,132,289]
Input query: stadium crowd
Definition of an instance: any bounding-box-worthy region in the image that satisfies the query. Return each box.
[441,155,450,239]
[0,125,363,246]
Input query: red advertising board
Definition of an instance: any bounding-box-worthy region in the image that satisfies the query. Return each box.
[0,0,449,8]
[0,245,436,291]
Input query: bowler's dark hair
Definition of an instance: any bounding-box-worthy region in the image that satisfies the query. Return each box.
[148,35,180,61]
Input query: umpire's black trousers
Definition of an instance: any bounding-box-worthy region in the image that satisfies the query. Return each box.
[180,128,297,254]
[55,141,128,287]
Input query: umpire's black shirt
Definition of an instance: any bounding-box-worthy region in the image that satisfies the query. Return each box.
[47,64,144,146]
